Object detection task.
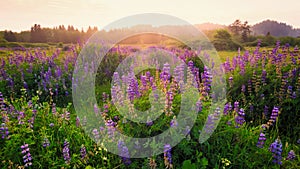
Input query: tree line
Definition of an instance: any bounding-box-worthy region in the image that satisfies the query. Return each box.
[3,24,98,43]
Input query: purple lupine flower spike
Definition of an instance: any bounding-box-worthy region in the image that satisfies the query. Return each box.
[269,138,282,165]
[80,145,87,160]
[164,144,173,168]
[21,143,32,167]
[63,140,71,164]
[286,150,296,161]
[118,140,131,165]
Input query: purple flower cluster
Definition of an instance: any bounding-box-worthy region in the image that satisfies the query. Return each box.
[269,138,282,165]
[202,107,221,134]
[43,137,50,148]
[268,107,279,126]
[80,145,87,160]
[160,63,171,82]
[49,123,54,127]
[92,128,100,141]
[127,77,140,102]
[118,140,131,165]
[105,119,116,139]
[164,144,173,168]
[174,63,185,83]
[170,116,178,128]
[286,150,296,161]
[256,132,266,148]
[52,103,57,114]
[165,91,174,115]
[63,140,71,164]
[17,111,25,125]
[0,123,9,139]
[202,66,212,93]
[76,116,80,127]
[196,100,202,112]
[234,101,239,113]
[261,70,267,85]
[21,143,32,167]
[235,108,245,128]
[223,103,231,115]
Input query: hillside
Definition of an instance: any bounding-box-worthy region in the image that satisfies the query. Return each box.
[252,20,300,37]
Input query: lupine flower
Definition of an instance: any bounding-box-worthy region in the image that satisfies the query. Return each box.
[164,144,173,168]
[291,92,297,99]
[202,66,212,93]
[49,123,54,127]
[256,132,266,148]
[52,104,56,114]
[261,70,267,85]
[268,107,279,126]
[106,119,116,139]
[223,103,231,115]
[170,116,178,128]
[17,111,25,125]
[63,140,71,164]
[234,101,239,113]
[286,150,296,161]
[21,143,32,167]
[202,108,221,134]
[64,111,70,121]
[80,145,87,160]
[269,138,282,165]
[28,116,35,129]
[241,84,246,93]
[149,158,157,169]
[94,104,99,116]
[247,79,252,94]
[76,116,80,127]
[196,100,202,112]
[160,63,171,82]
[92,128,100,140]
[118,140,131,165]
[235,108,245,128]
[0,123,9,139]
[43,137,50,148]
[114,116,119,121]
[146,116,153,126]
[297,139,300,145]
[228,77,233,87]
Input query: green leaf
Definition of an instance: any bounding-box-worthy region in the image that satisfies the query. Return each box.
[201,157,208,166]
[182,160,196,169]
[85,165,94,169]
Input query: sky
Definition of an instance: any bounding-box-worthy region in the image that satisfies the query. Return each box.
[1,0,300,32]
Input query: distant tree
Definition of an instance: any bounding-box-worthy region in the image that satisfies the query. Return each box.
[212,29,243,51]
[30,24,46,43]
[241,21,251,42]
[229,19,243,35]
[4,30,16,42]
[229,20,251,42]
[214,29,231,40]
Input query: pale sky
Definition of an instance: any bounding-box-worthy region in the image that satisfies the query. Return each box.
[1,0,300,32]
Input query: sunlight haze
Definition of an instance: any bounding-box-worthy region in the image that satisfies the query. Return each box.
[1,0,300,32]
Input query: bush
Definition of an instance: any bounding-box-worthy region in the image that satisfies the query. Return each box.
[212,29,244,51]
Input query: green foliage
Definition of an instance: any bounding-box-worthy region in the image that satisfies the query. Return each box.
[1,44,300,168]
[182,160,196,169]
[212,29,244,51]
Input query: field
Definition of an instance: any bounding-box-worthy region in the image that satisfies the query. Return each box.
[0,41,299,169]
